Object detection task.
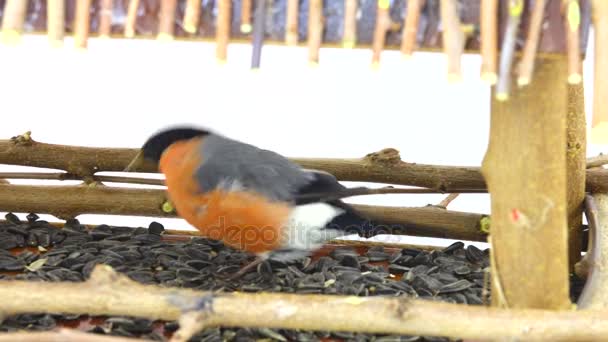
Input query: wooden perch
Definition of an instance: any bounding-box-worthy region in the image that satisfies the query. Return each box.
[183,0,201,34]
[124,0,140,38]
[0,139,606,193]
[577,194,608,309]
[588,154,608,168]
[0,0,28,46]
[591,0,608,144]
[564,0,582,84]
[241,0,253,33]
[47,0,65,47]
[157,0,177,41]
[440,0,464,83]
[484,57,571,310]
[480,0,498,84]
[308,0,323,65]
[4,265,608,341]
[74,0,92,49]
[0,172,165,186]
[0,183,489,241]
[98,0,113,39]
[285,0,299,46]
[517,0,546,86]
[216,0,231,63]
[400,0,424,58]
[342,0,357,48]
[371,0,390,67]
[0,329,153,342]
[495,0,523,101]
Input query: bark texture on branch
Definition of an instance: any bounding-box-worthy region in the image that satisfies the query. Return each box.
[0,184,488,241]
[2,265,608,341]
[483,57,570,310]
[1,139,606,193]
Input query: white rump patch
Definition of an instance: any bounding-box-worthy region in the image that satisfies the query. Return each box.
[281,203,346,251]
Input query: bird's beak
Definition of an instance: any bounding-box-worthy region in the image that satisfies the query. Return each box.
[124,150,144,172]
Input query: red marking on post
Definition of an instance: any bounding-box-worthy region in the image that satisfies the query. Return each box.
[511,208,520,222]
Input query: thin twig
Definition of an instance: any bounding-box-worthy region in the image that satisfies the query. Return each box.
[183,0,201,34]
[241,0,253,33]
[343,0,357,48]
[124,0,140,38]
[285,0,299,45]
[564,0,582,84]
[0,172,165,186]
[99,0,114,39]
[158,0,177,41]
[480,0,498,84]
[436,193,460,209]
[0,329,153,342]
[308,0,323,65]
[401,0,425,58]
[0,0,28,46]
[517,0,547,86]
[372,0,390,67]
[74,0,92,49]
[495,0,523,101]
[3,265,608,341]
[216,0,231,63]
[440,0,464,83]
[47,0,65,47]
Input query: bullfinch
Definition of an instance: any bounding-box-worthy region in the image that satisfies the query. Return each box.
[126,126,387,262]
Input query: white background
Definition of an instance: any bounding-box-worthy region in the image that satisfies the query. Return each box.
[0,32,605,248]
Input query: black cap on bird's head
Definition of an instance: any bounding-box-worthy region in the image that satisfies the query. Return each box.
[125,126,211,171]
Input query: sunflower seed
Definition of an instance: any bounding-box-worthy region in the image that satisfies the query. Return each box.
[439,279,473,294]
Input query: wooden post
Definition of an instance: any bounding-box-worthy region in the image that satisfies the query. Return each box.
[482,57,571,309]
[74,0,92,50]
[343,0,357,48]
[591,0,608,144]
[0,0,28,46]
[216,0,231,63]
[567,83,586,269]
[308,0,323,66]
[285,0,299,46]
[47,0,65,47]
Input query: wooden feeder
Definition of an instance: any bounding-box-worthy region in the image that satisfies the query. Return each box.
[0,1,607,341]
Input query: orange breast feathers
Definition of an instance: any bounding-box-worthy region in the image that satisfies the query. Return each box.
[159,138,292,254]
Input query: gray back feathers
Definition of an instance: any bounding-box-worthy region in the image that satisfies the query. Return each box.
[194,134,315,202]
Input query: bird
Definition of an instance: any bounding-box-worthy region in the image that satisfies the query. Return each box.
[125,126,391,263]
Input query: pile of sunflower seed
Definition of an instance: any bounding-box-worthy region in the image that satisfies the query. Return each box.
[0,212,580,342]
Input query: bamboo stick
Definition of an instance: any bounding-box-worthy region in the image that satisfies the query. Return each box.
[401,0,425,58]
[124,0,140,38]
[439,0,464,83]
[216,0,231,63]
[308,0,323,66]
[285,0,299,45]
[74,0,92,49]
[99,0,113,38]
[0,0,28,46]
[564,0,582,84]
[343,0,357,48]
[495,0,523,101]
[157,0,177,41]
[591,0,608,144]
[480,0,498,84]
[241,0,253,33]
[183,0,201,34]
[371,0,390,67]
[517,0,546,86]
[47,0,65,47]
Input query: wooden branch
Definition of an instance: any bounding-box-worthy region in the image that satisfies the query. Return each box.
[124,0,140,38]
[241,0,253,33]
[440,0,464,83]
[98,0,113,39]
[591,0,608,144]
[342,0,357,48]
[0,172,165,186]
[285,0,299,46]
[1,139,607,193]
[567,83,587,269]
[157,0,177,41]
[495,0,523,101]
[74,0,92,49]
[564,0,582,84]
[183,0,201,34]
[0,184,488,241]
[480,0,498,84]
[484,57,571,309]
[216,0,231,63]
[0,0,28,46]
[588,154,608,168]
[308,0,323,66]
[47,0,65,47]
[400,0,424,58]
[371,0,390,67]
[0,329,153,342]
[4,265,608,341]
[517,0,546,86]
[577,194,608,309]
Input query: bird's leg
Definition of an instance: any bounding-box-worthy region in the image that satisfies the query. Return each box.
[226,256,264,280]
